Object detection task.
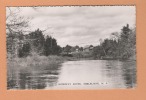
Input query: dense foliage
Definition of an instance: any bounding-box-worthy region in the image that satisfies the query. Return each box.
[7,24,136,60]
[92,24,136,59]
[7,29,62,58]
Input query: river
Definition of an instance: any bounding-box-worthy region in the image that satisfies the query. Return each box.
[7,60,136,90]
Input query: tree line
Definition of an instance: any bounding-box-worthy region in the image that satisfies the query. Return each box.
[58,24,136,60]
[7,29,62,58]
[92,24,136,60]
[6,22,136,60]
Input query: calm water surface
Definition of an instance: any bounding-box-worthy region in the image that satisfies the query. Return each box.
[8,60,136,90]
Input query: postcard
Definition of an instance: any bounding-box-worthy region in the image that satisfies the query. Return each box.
[6,6,136,90]
[0,0,146,100]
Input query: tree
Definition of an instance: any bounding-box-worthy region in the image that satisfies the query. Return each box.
[93,24,136,60]
[18,42,31,57]
[63,45,72,54]
[118,24,133,59]
[6,7,30,58]
[28,29,45,55]
[99,39,107,56]
[92,46,105,59]
[44,35,61,56]
[44,36,52,56]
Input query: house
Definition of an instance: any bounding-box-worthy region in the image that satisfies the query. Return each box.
[70,46,80,54]
[83,45,94,52]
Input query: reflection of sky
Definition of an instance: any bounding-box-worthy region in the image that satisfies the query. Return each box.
[9,6,135,47]
[53,60,127,89]
[7,60,136,89]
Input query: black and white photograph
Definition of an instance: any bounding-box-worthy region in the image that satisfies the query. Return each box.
[6,6,136,90]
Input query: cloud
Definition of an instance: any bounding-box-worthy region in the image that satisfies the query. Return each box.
[9,6,136,47]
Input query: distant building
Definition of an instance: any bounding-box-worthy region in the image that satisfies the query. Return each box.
[70,46,80,54]
[83,45,94,52]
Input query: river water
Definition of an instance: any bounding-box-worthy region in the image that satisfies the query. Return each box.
[7,60,136,90]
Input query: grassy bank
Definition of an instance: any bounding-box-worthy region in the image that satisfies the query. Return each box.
[7,55,65,76]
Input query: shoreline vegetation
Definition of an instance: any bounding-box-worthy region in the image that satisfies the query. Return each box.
[7,24,136,76]
[7,54,136,74]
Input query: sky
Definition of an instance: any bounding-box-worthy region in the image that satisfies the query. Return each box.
[8,6,136,47]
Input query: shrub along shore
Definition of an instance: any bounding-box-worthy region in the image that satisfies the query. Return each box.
[7,55,64,76]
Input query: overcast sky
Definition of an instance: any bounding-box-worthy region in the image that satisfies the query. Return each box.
[9,6,136,47]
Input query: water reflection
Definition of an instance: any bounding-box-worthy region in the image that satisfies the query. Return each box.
[102,60,136,88]
[121,61,136,88]
[7,60,136,90]
[8,69,60,89]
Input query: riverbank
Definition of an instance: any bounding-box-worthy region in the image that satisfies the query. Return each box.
[63,56,95,61]
[7,55,88,73]
[94,55,136,61]
[7,55,65,77]
[7,54,136,75]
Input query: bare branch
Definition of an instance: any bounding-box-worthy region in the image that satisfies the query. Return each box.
[6,7,31,34]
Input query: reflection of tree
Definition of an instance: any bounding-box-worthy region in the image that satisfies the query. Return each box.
[7,68,60,89]
[102,60,136,88]
[121,61,136,88]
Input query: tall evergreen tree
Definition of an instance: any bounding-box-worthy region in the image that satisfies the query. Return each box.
[28,29,45,55]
